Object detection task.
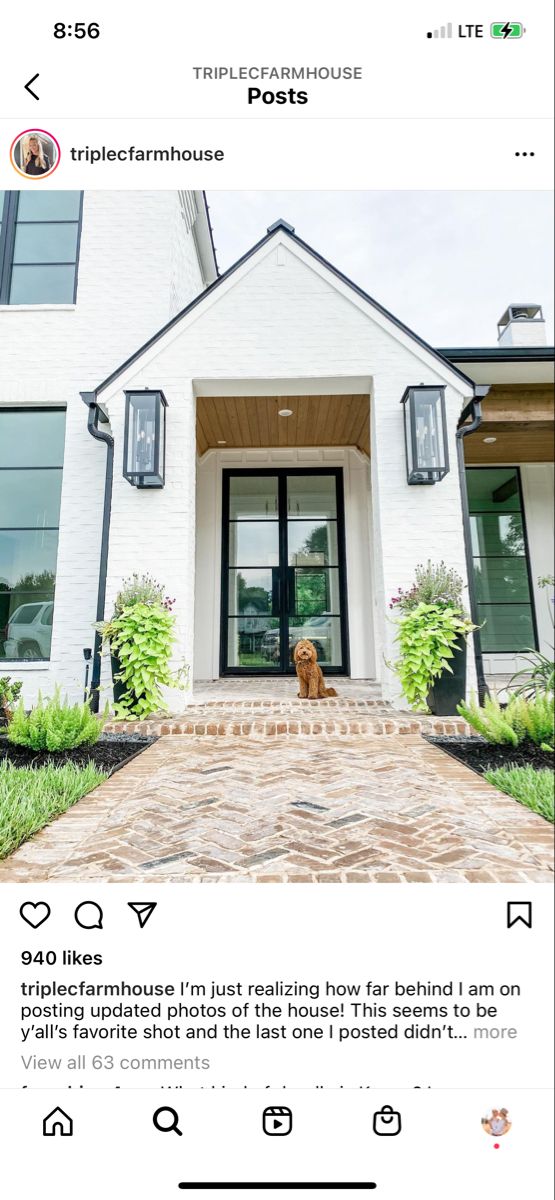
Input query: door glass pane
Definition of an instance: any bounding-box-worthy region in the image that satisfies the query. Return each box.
[9,264,76,304]
[13,222,79,264]
[288,616,343,666]
[228,521,279,567]
[287,475,337,518]
[227,617,279,668]
[0,410,65,467]
[478,605,536,652]
[292,568,340,616]
[0,470,63,528]
[229,476,278,519]
[288,520,338,566]
[466,467,521,511]
[473,557,531,604]
[228,569,273,616]
[470,513,525,557]
[0,529,59,589]
[17,191,81,220]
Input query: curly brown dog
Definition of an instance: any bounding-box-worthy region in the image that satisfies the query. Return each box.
[293,639,338,699]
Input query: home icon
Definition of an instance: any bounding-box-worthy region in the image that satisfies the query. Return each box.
[43,1107,73,1137]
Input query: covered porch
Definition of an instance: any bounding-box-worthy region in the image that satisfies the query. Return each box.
[193,380,377,686]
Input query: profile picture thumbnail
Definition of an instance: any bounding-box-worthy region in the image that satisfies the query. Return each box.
[10,129,60,179]
[481,1107,512,1137]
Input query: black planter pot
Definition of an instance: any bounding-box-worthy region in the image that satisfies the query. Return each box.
[427,636,467,716]
[111,652,128,706]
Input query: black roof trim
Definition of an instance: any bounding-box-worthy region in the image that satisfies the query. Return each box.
[96,219,474,396]
[440,346,554,363]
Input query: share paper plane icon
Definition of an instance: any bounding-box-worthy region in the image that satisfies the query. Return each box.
[128,902,157,929]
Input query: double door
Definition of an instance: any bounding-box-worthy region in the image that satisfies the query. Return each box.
[221,469,349,674]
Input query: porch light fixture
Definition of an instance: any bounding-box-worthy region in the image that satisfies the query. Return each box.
[400,385,449,484]
[123,389,167,488]
[278,408,293,417]
[483,436,497,444]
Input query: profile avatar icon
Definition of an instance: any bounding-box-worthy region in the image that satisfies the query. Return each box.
[10,129,61,179]
[481,1107,512,1137]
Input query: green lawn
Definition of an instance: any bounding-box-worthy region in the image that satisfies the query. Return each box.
[0,760,107,859]
[484,764,554,824]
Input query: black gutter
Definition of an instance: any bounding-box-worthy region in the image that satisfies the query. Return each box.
[93,220,475,398]
[441,346,554,364]
[201,190,220,278]
[81,391,114,712]
[456,389,489,704]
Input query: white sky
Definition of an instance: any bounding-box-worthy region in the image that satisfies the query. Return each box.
[206,191,554,347]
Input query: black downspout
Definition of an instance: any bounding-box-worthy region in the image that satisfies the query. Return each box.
[81,391,114,712]
[456,389,489,704]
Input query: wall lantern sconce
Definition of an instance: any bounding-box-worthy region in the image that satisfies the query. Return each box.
[400,385,449,484]
[123,390,167,488]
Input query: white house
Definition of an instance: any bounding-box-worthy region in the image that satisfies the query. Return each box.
[0,191,553,708]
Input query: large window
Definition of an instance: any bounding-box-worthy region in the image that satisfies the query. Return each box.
[0,192,82,304]
[466,467,537,653]
[0,409,66,661]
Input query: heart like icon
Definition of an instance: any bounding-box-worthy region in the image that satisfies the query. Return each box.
[20,902,51,929]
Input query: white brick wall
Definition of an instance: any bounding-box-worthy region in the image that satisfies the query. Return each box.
[0,191,206,703]
[97,234,476,706]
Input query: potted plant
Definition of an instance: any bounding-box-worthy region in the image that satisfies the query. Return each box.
[97,574,186,718]
[0,676,23,727]
[389,561,477,715]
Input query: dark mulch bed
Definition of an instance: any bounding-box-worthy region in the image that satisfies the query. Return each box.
[0,731,157,776]
[427,735,554,777]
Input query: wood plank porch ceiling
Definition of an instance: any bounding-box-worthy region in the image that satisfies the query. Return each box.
[196,394,370,456]
[464,383,554,464]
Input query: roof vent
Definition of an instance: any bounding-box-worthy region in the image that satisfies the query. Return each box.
[497,304,546,347]
[267,219,295,234]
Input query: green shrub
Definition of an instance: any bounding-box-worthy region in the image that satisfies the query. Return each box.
[458,692,554,751]
[484,765,554,824]
[102,601,182,719]
[509,650,555,699]
[392,603,475,711]
[8,688,104,752]
[0,676,23,724]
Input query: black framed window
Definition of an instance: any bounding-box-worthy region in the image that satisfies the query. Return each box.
[0,409,66,661]
[466,466,537,652]
[0,192,83,305]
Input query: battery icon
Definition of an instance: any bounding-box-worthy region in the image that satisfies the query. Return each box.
[491,21,524,37]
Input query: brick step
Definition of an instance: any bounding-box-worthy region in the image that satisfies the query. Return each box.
[104,714,471,738]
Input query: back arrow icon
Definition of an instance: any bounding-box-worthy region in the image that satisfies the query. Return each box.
[25,73,40,100]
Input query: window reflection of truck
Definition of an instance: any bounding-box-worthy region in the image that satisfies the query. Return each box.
[261,615,333,662]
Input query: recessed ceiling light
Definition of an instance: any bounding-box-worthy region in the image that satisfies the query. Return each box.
[278,408,293,417]
[482,436,497,444]
[217,439,227,445]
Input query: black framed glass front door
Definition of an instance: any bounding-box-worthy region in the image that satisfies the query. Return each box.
[221,469,349,674]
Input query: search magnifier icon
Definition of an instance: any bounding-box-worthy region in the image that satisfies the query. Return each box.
[153,1106,183,1136]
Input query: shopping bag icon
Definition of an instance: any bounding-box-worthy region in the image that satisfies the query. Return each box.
[372,1105,402,1136]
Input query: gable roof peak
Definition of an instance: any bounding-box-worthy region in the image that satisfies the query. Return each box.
[267,218,295,234]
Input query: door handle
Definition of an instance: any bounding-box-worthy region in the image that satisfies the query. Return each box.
[271,569,281,617]
[287,567,295,615]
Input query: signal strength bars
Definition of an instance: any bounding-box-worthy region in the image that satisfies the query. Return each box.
[427,23,453,37]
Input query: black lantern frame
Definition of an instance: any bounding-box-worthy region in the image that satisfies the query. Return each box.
[400,385,449,485]
[123,389,167,488]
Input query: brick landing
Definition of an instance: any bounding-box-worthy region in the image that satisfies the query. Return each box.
[1,733,552,884]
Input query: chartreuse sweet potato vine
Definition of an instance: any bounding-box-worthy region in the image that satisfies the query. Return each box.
[102,601,183,719]
[392,602,475,712]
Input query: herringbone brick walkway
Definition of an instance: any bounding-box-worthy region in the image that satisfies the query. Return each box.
[1,732,552,883]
